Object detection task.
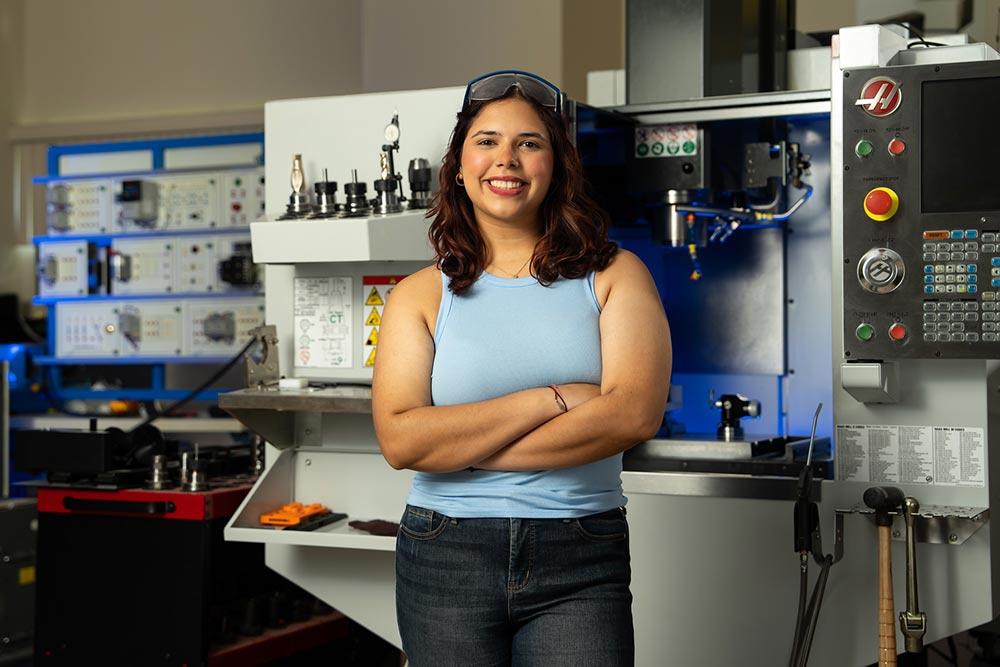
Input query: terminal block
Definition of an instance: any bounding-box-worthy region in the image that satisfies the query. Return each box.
[116,180,160,226]
[218,242,258,287]
[202,312,236,343]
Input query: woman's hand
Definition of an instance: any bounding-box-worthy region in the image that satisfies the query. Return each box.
[554,383,601,411]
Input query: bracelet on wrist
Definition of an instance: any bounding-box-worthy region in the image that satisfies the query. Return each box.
[549,384,568,413]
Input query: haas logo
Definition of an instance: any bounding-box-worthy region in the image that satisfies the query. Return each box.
[855,77,902,116]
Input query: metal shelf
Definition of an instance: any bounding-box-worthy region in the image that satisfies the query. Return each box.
[612,88,832,124]
[837,504,989,545]
[10,415,246,433]
[34,355,236,365]
[33,290,260,306]
[33,226,252,244]
[224,448,410,552]
[219,386,373,450]
[249,211,434,264]
[226,520,395,552]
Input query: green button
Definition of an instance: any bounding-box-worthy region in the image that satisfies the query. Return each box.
[234,178,243,186]
[856,140,874,158]
[856,323,875,341]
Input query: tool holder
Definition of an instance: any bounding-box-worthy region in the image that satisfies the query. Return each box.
[836,505,989,546]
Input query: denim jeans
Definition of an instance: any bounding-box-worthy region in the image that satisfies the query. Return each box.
[395,505,634,667]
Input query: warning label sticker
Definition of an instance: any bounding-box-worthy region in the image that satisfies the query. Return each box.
[293,276,353,369]
[836,424,985,487]
[365,286,384,306]
[362,275,407,368]
[634,124,698,160]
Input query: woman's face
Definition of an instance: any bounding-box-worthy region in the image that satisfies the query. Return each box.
[459,97,554,232]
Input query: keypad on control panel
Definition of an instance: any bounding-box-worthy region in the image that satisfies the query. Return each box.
[922,230,985,296]
[921,231,1000,342]
[922,300,980,342]
[864,230,1000,348]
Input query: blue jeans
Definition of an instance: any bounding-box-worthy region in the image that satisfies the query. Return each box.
[395,505,634,667]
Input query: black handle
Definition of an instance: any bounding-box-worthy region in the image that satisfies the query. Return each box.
[63,497,176,515]
[864,486,904,526]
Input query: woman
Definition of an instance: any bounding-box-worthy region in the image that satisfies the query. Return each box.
[372,70,672,666]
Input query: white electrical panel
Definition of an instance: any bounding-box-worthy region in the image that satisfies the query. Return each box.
[116,301,184,357]
[39,160,266,366]
[37,241,96,298]
[54,297,263,359]
[221,169,266,225]
[46,180,113,234]
[55,302,121,357]
[186,297,266,356]
[156,174,218,230]
[114,174,219,232]
[109,238,173,295]
[45,167,264,235]
[176,235,216,293]
[176,234,256,293]
[45,233,258,299]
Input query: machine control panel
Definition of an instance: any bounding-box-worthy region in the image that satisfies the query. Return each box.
[842,61,1000,359]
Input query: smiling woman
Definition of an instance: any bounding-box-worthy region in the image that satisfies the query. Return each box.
[371,70,672,667]
[459,98,554,253]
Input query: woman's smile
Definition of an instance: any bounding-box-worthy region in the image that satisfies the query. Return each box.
[460,97,553,229]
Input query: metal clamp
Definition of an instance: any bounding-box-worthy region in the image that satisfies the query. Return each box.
[245,325,280,388]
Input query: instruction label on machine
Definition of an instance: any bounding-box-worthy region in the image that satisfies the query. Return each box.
[293,277,352,368]
[836,424,985,487]
[634,124,698,159]
[361,276,407,367]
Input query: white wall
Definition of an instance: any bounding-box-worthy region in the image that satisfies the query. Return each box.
[18,0,365,125]
[0,1,33,310]
[360,0,564,93]
[795,0,857,33]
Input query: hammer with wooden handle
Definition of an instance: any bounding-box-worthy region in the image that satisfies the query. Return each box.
[864,486,904,667]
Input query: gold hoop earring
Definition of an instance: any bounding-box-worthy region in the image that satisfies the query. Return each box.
[455,173,465,187]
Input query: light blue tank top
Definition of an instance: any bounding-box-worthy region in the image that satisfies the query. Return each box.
[404,270,627,518]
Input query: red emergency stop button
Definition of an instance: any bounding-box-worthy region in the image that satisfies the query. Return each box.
[864,187,899,221]
[889,323,907,341]
[888,139,906,156]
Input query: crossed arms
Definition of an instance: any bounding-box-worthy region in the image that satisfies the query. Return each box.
[372,251,672,473]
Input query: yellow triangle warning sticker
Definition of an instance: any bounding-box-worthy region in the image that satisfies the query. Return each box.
[365,348,377,366]
[366,327,378,346]
[365,287,384,306]
[366,307,382,326]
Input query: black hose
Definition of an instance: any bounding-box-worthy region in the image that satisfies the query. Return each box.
[788,557,808,667]
[795,554,833,667]
[126,336,257,435]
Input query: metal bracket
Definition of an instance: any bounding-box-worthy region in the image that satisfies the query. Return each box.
[245,325,280,388]
[743,141,788,189]
[810,511,845,565]
[836,504,989,545]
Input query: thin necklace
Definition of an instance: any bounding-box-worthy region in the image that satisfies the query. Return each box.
[490,256,532,278]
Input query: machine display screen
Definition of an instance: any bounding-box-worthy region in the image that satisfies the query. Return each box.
[922,76,1000,213]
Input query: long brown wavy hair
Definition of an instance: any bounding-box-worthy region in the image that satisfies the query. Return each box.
[428,87,618,295]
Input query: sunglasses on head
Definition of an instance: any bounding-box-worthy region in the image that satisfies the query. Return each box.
[463,70,563,114]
